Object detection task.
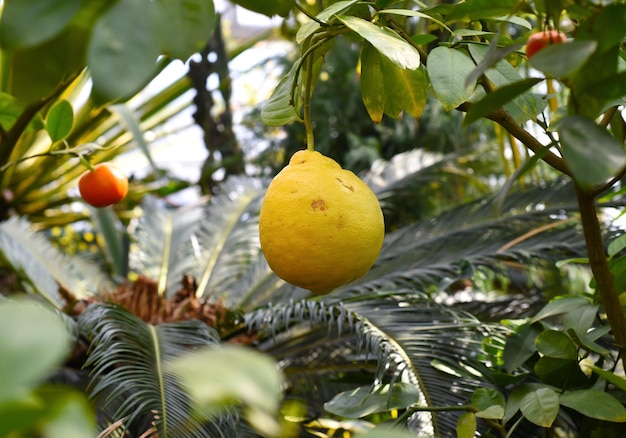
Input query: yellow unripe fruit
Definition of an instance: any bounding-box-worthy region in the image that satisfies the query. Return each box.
[259,149,385,295]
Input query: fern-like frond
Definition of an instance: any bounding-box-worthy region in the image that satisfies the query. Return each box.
[246,293,506,437]
[79,303,238,437]
[0,216,111,307]
[184,177,267,300]
[129,196,204,296]
[332,180,588,298]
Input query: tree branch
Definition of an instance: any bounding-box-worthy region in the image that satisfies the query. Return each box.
[575,184,626,363]
[457,103,570,176]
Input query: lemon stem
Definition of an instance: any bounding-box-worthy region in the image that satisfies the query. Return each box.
[303,46,315,151]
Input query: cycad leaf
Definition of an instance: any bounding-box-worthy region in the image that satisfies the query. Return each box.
[185,177,267,300]
[337,180,586,296]
[0,216,110,307]
[247,294,504,436]
[130,196,204,296]
[79,303,236,437]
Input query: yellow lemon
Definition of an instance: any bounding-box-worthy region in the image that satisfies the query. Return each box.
[259,149,385,294]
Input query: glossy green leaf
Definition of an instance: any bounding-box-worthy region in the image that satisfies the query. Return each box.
[159,0,217,60]
[471,388,505,419]
[46,100,74,142]
[586,365,626,393]
[465,78,543,125]
[520,386,559,427]
[534,357,588,387]
[0,0,80,50]
[456,412,477,438]
[324,383,421,419]
[380,58,427,119]
[560,390,626,422]
[444,0,519,21]
[169,345,284,437]
[360,43,385,123]
[469,44,544,123]
[231,0,295,17]
[87,0,161,104]
[261,59,302,126]
[337,15,420,70]
[529,40,598,78]
[427,46,476,111]
[558,115,626,189]
[503,323,542,373]
[7,26,87,107]
[535,330,577,360]
[608,234,626,258]
[0,300,71,404]
[297,0,358,44]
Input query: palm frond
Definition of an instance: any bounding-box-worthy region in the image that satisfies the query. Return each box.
[0,216,111,307]
[246,293,506,437]
[363,148,502,227]
[79,303,239,437]
[332,180,589,298]
[129,196,204,296]
[184,176,267,300]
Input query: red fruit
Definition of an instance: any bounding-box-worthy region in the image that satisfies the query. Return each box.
[78,163,129,207]
[525,30,568,59]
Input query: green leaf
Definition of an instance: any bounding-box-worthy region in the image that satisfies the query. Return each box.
[170,345,284,437]
[324,383,421,419]
[443,0,519,21]
[608,234,626,258]
[46,100,74,142]
[586,71,626,100]
[261,58,302,126]
[296,0,358,44]
[465,78,543,125]
[0,0,80,50]
[560,390,626,422]
[587,365,626,393]
[531,296,591,322]
[535,330,577,360]
[503,323,542,373]
[337,15,420,70]
[471,388,505,419]
[468,44,544,123]
[88,0,162,104]
[158,0,216,60]
[558,115,626,189]
[427,46,476,111]
[0,300,71,404]
[380,59,428,119]
[360,43,385,123]
[534,357,588,387]
[356,425,417,438]
[456,412,477,438]
[377,9,452,34]
[37,387,96,438]
[529,40,598,78]
[231,0,295,17]
[520,386,559,427]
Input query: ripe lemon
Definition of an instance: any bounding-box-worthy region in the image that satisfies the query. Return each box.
[259,149,385,295]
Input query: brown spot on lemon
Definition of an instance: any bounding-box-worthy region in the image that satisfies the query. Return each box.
[259,149,385,295]
[311,199,327,211]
